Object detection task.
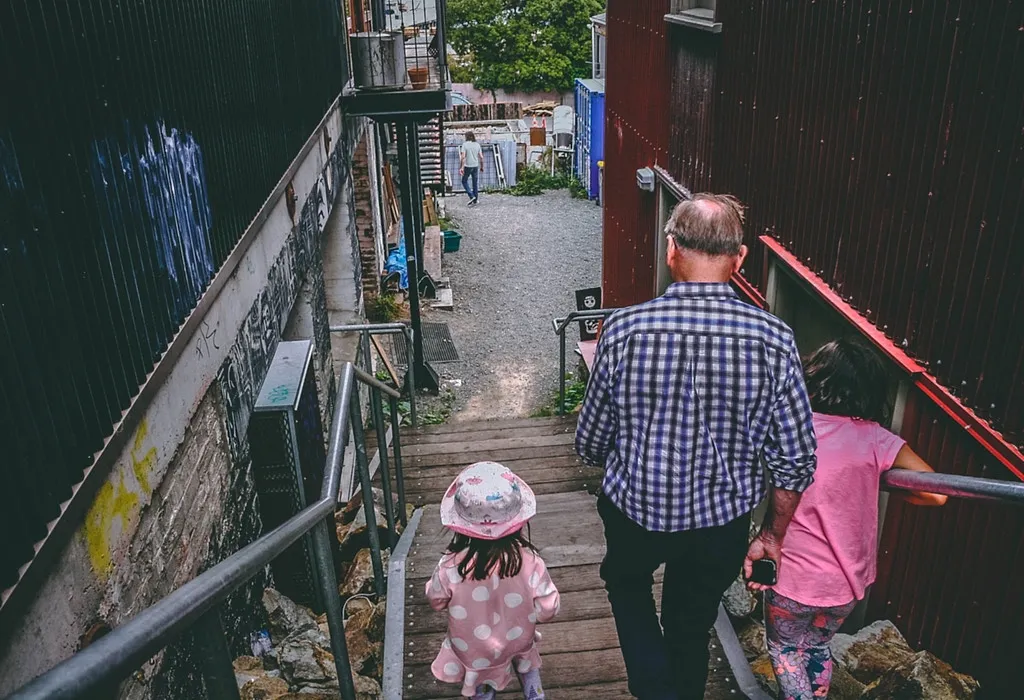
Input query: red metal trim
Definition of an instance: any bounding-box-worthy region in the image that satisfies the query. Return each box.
[761,235,1024,481]
[731,273,766,309]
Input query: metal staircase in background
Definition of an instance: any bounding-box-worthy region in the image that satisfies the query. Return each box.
[417,117,444,189]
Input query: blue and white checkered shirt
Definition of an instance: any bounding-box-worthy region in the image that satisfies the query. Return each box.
[576,282,817,532]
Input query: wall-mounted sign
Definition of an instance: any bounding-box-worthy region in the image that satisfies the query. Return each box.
[575,287,603,341]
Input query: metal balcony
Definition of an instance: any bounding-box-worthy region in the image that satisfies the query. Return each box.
[343,0,451,119]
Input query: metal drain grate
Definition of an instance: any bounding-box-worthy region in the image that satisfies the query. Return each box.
[389,322,460,364]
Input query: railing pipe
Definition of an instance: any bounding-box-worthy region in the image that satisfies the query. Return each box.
[882,469,1024,505]
[193,609,242,700]
[553,309,617,415]
[4,499,336,700]
[353,365,402,398]
[329,323,417,426]
[389,395,409,527]
[349,389,386,598]
[322,364,355,501]
[371,386,399,549]
[311,517,358,699]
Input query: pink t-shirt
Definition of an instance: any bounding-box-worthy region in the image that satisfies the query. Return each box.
[773,413,905,607]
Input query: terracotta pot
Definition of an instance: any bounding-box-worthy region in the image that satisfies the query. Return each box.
[408,66,429,90]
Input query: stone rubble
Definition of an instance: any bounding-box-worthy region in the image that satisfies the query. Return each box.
[726,595,978,698]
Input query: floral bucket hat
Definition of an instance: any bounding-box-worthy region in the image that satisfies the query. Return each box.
[440,462,537,540]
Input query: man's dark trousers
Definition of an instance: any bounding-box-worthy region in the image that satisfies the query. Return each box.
[598,494,750,699]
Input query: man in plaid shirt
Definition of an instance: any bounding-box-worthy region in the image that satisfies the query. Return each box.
[576,194,817,699]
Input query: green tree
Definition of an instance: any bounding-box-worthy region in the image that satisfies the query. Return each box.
[447,0,604,93]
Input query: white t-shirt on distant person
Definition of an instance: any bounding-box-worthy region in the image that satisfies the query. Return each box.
[461,140,482,168]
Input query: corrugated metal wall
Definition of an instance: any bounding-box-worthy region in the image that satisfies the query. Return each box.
[0,0,346,590]
[601,0,671,308]
[667,1,1024,448]
[605,1,1024,695]
[871,386,1024,697]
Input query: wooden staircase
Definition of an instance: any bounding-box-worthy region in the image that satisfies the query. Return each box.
[394,416,740,699]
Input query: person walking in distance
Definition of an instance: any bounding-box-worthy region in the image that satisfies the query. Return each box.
[576,194,818,699]
[460,131,483,205]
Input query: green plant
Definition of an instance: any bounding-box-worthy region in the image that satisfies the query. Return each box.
[534,374,588,416]
[438,214,456,231]
[568,177,589,200]
[366,292,402,323]
[501,167,577,197]
[421,386,457,425]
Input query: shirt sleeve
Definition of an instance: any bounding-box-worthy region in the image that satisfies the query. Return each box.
[530,557,560,623]
[425,557,454,612]
[762,344,818,492]
[575,330,618,467]
[873,426,907,473]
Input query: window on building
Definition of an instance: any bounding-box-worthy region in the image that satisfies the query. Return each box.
[665,0,722,34]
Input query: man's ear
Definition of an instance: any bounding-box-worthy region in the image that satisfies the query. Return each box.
[732,244,749,275]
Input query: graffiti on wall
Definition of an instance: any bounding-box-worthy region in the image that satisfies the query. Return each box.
[217,128,353,465]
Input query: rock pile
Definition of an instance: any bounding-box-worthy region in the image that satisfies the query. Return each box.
[230,488,410,700]
[233,588,385,699]
[730,604,980,699]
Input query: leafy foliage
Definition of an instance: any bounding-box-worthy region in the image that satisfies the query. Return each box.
[365,292,403,323]
[447,0,604,92]
[534,374,588,416]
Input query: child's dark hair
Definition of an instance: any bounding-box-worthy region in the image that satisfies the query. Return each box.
[447,528,538,581]
[803,338,891,425]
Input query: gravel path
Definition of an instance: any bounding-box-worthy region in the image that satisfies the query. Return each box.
[422,189,602,422]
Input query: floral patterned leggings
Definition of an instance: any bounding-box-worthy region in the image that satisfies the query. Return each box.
[764,590,857,700]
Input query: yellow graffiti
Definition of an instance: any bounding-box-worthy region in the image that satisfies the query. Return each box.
[83,420,157,579]
[131,421,157,494]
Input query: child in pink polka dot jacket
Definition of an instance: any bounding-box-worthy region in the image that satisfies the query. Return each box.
[426,461,560,699]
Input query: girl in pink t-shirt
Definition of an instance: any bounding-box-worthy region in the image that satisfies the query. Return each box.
[764,339,946,700]
[426,462,560,699]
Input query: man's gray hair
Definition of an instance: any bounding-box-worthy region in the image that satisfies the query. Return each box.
[665,193,746,257]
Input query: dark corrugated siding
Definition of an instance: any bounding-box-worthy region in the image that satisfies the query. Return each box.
[871,386,1024,697]
[601,0,671,308]
[667,0,1024,448]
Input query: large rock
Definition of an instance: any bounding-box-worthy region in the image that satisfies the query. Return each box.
[239,675,289,700]
[339,548,389,599]
[749,653,779,696]
[264,588,320,643]
[830,619,916,685]
[276,627,338,689]
[735,618,766,660]
[723,577,758,619]
[277,673,381,698]
[344,601,388,678]
[862,650,979,699]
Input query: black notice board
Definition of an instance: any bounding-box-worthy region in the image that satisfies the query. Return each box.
[575,287,602,341]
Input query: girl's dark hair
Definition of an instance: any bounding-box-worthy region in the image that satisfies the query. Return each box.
[447,528,538,581]
[803,338,891,425]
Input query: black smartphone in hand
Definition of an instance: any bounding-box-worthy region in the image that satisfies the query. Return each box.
[748,558,778,586]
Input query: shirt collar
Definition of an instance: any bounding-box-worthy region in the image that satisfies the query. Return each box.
[663,281,738,300]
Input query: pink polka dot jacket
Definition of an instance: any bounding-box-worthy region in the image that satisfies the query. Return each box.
[425,549,561,696]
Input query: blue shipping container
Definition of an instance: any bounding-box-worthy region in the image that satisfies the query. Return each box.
[574,78,605,200]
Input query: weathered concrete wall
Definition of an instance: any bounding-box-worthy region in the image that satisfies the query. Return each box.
[0,107,368,696]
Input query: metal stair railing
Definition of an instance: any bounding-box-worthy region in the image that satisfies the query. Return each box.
[332,322,417,427]
[4,361,407,700]
[552,308,617,414]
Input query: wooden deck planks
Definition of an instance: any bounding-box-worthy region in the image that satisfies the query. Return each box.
[397,417,739,699]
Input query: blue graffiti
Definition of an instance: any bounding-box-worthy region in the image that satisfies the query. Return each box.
[0,135,24,194]
[90,122,215,324]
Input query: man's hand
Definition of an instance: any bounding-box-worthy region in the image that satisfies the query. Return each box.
[744,530,782,592]
[459,167,464,176]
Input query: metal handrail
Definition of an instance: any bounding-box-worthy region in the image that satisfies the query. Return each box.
[882,468,1024,504]
[5,361,407,700]
[331,322,417,426]
[552,308,617,414]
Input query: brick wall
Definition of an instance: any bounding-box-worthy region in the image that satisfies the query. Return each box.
[352,132,381,303]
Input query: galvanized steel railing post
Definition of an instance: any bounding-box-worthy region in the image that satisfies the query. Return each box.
[405,326,418,427]
[388,395,408,527]
[371,386,398,550]
[349,389,386,598]
[311,517,358,700]
[558,329,567,416]
[193,609,242,700]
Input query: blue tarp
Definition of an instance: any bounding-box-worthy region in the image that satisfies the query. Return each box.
[385,218,409,289]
